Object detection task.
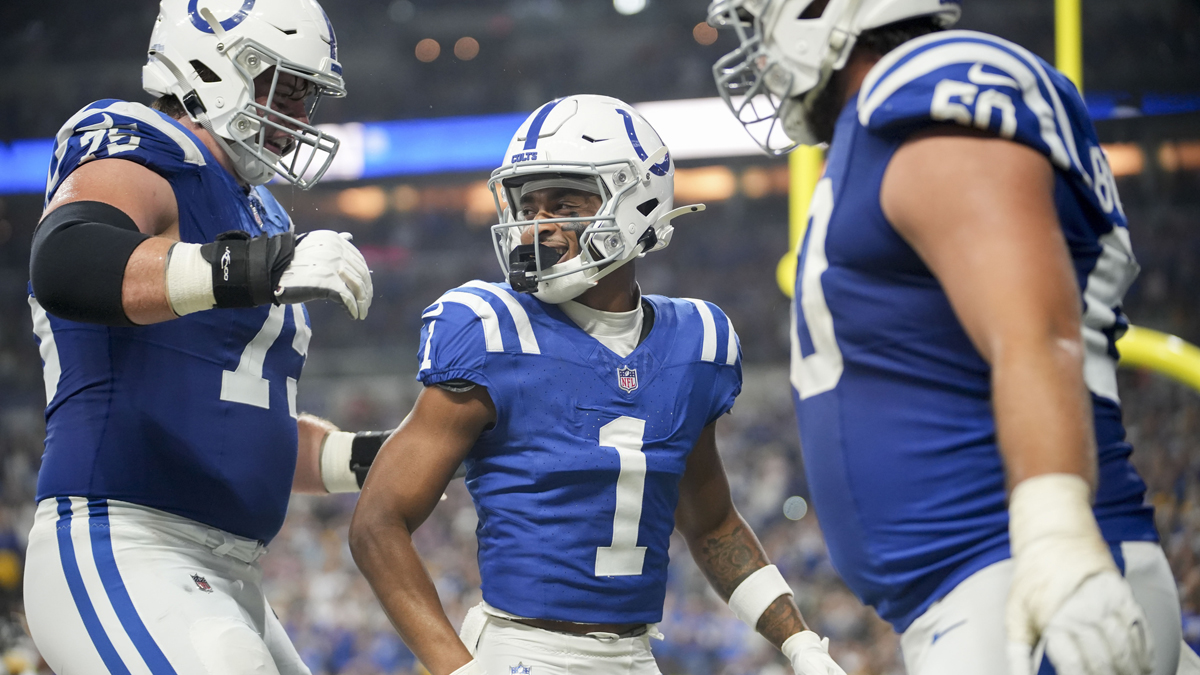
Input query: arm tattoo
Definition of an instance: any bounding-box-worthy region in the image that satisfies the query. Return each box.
[697,522,770,599]
[693,520,809,648]
[756,595,808,648]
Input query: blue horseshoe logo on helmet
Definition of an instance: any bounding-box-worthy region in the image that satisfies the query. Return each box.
[189,0,257,34]
[616,109,670,177]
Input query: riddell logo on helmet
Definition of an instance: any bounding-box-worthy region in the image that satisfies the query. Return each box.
[511,151,538,163]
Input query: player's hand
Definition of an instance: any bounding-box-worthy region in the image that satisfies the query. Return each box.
[1005,475,1152,675]
[276,231,373,319]
[782,631,848,675]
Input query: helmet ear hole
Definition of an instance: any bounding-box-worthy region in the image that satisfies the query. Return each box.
[189,60,222,83]
[636,198,660,217]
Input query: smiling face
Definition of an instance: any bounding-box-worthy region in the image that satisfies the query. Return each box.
[252,68,315,156]
[517,187,604,266]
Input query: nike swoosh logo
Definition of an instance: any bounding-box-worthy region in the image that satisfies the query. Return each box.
[967,62,1019,90]
[932,619,968,645]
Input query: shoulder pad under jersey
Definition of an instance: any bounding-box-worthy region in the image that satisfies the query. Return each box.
[46,99,208,205]
[416,281,543,388]
[856,30,1096,178]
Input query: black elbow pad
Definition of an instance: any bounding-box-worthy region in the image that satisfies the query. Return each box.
[30,201,150,326]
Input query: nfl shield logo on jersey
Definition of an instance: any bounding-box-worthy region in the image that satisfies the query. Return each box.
[191,574,213,593]
[617,366,638,393]
[510,664,532,675]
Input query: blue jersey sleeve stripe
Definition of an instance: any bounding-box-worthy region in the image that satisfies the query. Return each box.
[682,298,719,362]
[87,500,179,675]
[858,40,1073,171]
[463,281,541,354]
[437,291,505,352]
[53,498,133,675]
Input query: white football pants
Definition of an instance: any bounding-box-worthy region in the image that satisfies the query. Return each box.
[24,497,310,675]
[460,603,663,675]
[901,541,1191,675]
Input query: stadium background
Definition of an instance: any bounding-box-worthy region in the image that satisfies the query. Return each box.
[0,0,1198,673]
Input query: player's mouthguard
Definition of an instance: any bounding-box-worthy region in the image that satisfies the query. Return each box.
[508,244,562,292]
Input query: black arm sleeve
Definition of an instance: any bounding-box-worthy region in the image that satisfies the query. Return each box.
[29,201,150,326]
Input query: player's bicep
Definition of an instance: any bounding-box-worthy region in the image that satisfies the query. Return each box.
[46,158,178,237]
[358,384,494,532]
[675,421,735,540]
[880,128,1083,363]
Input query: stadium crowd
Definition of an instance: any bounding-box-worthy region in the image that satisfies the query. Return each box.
[0,173,1197,674]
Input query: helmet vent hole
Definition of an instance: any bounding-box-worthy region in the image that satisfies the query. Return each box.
[636,198,660,217]
[582,135,600,143]
[189,60,222,83]
[798,0,831,20]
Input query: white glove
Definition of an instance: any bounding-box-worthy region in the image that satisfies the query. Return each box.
[782,631,847,675]
[276,231,373,319]
[1005,474,1152,675]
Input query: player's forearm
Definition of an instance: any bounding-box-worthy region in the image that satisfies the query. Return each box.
[122,237,179,325]
[348,514,472,675]
[992,333,1097,492]
[685,509,808,647]
[294,414,337,494]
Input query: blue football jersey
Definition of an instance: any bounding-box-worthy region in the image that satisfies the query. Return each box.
[790,31,1156,631]
[29,99,309,543]
[417,281,742,624]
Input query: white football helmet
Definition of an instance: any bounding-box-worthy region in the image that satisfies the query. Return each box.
[488,95,704,304]
[143,0,346,187]
[709,0,960,152]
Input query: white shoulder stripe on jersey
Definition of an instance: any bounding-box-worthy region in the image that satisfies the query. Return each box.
[858,40,1072,171]
[684,298,719,362]
[463,280,541,355]
[437,292,505,352]
[28,297,61,406]
[724,314,739,366]
[967,32,1089,186]
[46,101,206,200]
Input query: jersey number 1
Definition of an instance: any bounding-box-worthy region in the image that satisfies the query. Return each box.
[595,416,648,577]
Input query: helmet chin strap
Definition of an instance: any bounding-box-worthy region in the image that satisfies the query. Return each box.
[535,204,706,304]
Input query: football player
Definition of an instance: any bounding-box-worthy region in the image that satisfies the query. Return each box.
[708,1,1187,674]
[349,95,845,675]
[23,1,386,673]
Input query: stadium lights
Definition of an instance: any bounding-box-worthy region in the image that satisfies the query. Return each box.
[454,37,480,61]
[2,99,1199,195]
[613,0,647,16]
[693,22,718,45]
[415,38,440,63]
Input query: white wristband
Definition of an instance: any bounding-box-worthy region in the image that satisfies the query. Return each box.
[165,242,215,316]
[320,430,360,493]
[728,564,793,629]
[448,659,486,675]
